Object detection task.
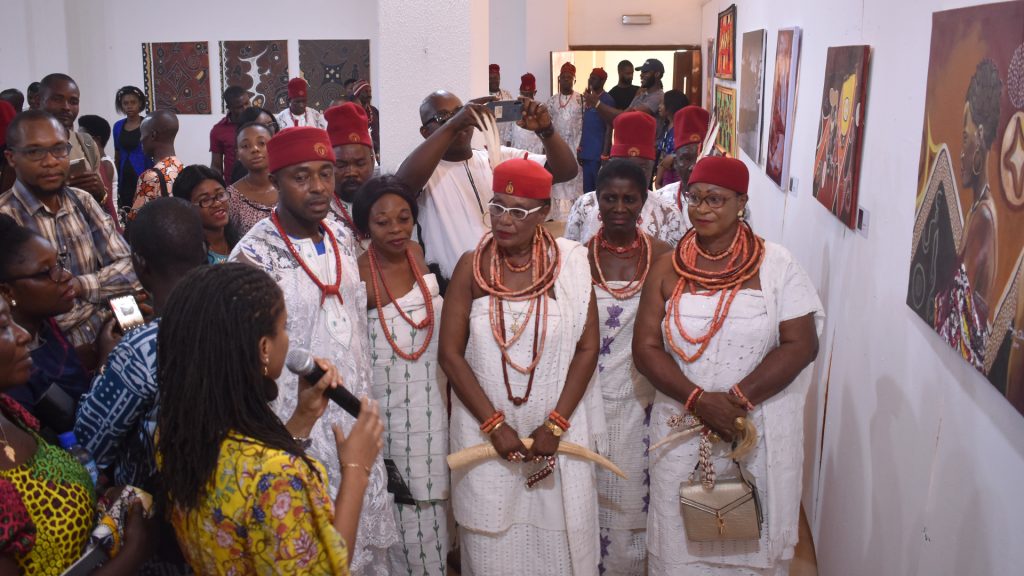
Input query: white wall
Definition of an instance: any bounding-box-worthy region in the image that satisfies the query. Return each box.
[0,0,69,96]
[700,1,1024,574]
[489,0,569,99]
[569,0,704,47]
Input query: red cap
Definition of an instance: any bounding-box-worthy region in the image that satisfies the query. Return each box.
[352,80,370,97]
[520,73,536,92]
[287,78,308,100]
[560,62,576,77]
[267,127,336,173]
[0,101,16,147]
[325,103,372,149]
[674,106,710,150]
[492,158,552,200]
[590,67,608,81]
[489,64,500,73]
[610,111,657,160]
[688,156,749,195]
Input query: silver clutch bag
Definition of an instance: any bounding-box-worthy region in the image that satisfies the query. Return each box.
[678,434,763,542]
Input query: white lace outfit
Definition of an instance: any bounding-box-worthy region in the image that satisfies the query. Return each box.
[563,189,689,246]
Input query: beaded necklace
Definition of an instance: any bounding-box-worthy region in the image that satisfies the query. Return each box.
[589,227,651,300]
[271,209,344,305]
[663,222,764,363]
[368,245,434,361]
[331,195,362,239]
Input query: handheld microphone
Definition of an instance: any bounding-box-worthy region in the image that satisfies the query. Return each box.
[285,349,362,417]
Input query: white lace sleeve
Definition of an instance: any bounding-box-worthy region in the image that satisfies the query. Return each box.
[778,254,825,336]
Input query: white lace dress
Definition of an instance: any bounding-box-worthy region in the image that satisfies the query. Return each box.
[594,284,656,575]
[230,219,400,575]
[563,189,689,246]
[647,242,824,576]
[546,92,585,221]
[367,274,449,575]
[450,238,600,575]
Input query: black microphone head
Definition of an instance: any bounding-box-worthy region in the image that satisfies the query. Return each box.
[285,348,316,376]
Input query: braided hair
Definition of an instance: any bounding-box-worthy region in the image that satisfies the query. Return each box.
[966,59,1002,150]
[157,263,316,510]
[115,85,148,114]
[0,214,37,280]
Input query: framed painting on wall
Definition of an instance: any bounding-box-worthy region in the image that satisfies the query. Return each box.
[706,37,716,110]
[765,27,802,189]
[219,40,289,113]
[738,29,767,162]
[298,40,370,110]
[141,41,211,114]
[715,5,736,80]
[715,85,737,157]
[906,1,1024,416]
[811,45,871,229]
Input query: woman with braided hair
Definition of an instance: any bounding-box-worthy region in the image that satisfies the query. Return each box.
[634,156,823,575]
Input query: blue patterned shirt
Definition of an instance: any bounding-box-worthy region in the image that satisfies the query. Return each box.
[74,319,160,487]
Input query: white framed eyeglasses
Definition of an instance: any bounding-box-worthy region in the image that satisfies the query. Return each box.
[486,202,545,222]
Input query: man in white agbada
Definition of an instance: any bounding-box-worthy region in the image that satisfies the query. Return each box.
[275,77,327,129]
[564,110,688,246]
[489,63,514,147]
[393,90,579,280]
[546,62,585,221]
[508,73,546,155]
[229,126,399,575]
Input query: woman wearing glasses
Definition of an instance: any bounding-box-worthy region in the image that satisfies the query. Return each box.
[633,157,823,575]
[0,214,97,417]
[172,165,239,264]
[439,159,601,575]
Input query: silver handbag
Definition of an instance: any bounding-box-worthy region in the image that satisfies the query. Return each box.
[678,435,763,542]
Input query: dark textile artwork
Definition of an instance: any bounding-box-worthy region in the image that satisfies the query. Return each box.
[220,40,290,113]
[298,40,370,110]
[142,42,211,114]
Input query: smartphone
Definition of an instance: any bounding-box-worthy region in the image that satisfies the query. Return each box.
[68,158,88,178]
[108,294,145,333]
[487,100,523,123]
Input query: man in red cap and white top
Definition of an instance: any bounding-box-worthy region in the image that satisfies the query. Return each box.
[230,126,400,573]
[324,102,377,238]
[508,73,545,154]
[394,90,578,280]
[651,105,711,213]
[565,110,688,245]
[276,78,327,129]
[489,64,514,147]
[546,61,585,220]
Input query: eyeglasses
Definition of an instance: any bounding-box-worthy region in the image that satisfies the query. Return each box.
[682,191,736,209]
[487,202,545,221]
[423,106,462,127]
[193,190,230,209]
[10,143,73,162]
[2,255,70,284]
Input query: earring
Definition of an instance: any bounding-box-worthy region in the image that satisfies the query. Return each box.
[597,212,603,221]
[972,150,983,176]
[637,214,644,225]
[738,209,746,220]
[8,298,15,307]
[262,356,269,377]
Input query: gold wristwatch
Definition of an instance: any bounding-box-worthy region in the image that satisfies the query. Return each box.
[544,420,565,438]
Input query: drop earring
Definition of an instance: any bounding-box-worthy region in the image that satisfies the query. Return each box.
[738,209,746,220]
[262,356,269,377]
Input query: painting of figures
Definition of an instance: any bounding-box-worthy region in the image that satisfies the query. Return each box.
[765,28,802,188]
[738,29,766,161]
[715,85,737,157]
[716,5,737,80]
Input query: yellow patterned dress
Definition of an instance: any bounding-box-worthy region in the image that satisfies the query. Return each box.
[169,433,351,575]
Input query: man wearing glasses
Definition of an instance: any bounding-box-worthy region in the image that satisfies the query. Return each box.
[395,90,578,281]
[0,109,138,353]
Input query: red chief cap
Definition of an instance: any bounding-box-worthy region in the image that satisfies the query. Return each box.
[492,158,552,200]
[0,101,16,147]
[560,62,576,77]
[325,103,372,149]
[520,73,537,92]
[590,67,608,81]
[489,63,500,73]
[287,78,308,99]
[352,80,370,97]
[266,127,336,173]
[674,105,710,150]
[610,111,657,160]
[688,156,749,195]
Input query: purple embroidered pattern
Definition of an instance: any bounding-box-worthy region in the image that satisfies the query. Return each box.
[604,304,623,329]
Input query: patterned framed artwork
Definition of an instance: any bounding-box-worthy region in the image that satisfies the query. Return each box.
[765,27,802,188]
[738,29,767,162]
[811,45,871,228]
[715,4,737,80]
[906,1,1024,416]
[219,40,289,113]
[298,40,370,110]
[714,85,737,157]
[705,37,716,110]
[141,42,211,114]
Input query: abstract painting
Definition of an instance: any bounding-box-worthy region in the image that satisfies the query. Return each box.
[812,46,871,228]
[715,5,737,80]
[906,1,1024,417]
[706,37,716,109]
[715,85,737,158]
[766,27,802,188]
[738,29,766,162]
[298,40,370,110]
[141,42,211,114]
[220,40,289,113]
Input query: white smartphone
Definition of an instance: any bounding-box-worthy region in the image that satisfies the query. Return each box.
[108,294,145,333]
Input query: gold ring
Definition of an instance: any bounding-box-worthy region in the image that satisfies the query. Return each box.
[734,417,746,431]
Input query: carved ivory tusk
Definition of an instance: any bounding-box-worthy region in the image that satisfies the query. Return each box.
[447,438,628,480]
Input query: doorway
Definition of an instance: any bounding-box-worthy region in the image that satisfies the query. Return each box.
[550,46,703,106]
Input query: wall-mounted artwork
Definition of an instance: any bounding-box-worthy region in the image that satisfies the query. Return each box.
[141,42,211,114]
[715,5,737,80]
[812,45,871,228]
[906,1,1024,417]
[298,40,370,110]
[766,27,802,188]
[220,40,289,113]
[706,37,716,110]
[738,29,766,162]
[715,85,737,157]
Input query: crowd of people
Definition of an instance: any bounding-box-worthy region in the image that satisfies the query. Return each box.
[0,62,823,576]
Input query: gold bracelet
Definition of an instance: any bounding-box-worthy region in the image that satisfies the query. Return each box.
[488,421,506,435]
[342,462,371,475]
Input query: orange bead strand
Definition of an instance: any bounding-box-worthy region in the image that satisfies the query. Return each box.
[368,245,435,362]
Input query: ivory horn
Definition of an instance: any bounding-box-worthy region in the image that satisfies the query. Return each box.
[447,438,628,480]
